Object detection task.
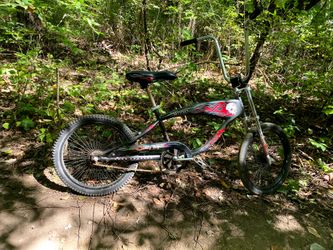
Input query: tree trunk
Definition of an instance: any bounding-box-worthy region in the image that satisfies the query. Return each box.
[142,0,150,70]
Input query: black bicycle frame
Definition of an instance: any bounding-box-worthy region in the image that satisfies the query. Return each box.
[106,99,244,161]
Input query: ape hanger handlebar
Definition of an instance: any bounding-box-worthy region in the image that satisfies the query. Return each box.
[180,35,250,88]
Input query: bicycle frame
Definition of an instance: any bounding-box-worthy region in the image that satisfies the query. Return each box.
[97,99,244,164]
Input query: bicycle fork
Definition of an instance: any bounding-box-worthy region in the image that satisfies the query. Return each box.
[239,87,271,162]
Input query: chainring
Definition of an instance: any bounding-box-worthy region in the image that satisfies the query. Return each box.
[160,149,185,172]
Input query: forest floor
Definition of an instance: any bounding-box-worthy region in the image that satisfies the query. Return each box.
[1,129,332,250]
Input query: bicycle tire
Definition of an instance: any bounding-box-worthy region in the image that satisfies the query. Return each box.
[53,115,137,196]
[239,123,291,195]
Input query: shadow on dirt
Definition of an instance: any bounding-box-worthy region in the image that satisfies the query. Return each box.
[0,167,39,250]
[85,177,333,249]
[0,132,58,249]
[13,141,69,194]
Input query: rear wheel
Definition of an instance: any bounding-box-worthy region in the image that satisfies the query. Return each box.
[53,115,137,196]
[239,123,291,195]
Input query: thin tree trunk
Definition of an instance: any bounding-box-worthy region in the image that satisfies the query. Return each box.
[247,25,269,80]
[142,0,150,70]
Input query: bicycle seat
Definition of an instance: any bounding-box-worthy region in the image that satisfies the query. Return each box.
[126,71,177,89]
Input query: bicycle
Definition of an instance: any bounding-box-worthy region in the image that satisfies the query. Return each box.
[53,35,291,196]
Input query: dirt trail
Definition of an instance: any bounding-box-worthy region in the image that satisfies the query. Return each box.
[0,132,332,250]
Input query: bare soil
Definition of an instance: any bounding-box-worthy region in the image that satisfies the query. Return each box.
[0,130,332,250]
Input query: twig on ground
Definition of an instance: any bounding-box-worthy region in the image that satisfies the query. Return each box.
[297,154,305,169]
[297,149,314,161]
[76,201,82,250]
[162,188,176,224]
[88,201,96,249]
[161,224,178,240]
[193,210,204,250]
[56,68,60,122]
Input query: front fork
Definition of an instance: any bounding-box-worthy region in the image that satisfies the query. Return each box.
[238,87,270,162]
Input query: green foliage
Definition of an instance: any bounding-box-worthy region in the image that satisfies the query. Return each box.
[39,128,53,143]
[192,138,203,148]
[17,118,35,131]
[0,147,12,156]
[0,0,103,57]
[323,105,333,116]
[316,158,332,173]
[309,138,328,152]
[279,178,309,194]
[286,179,300,192]
[2,123,10,130]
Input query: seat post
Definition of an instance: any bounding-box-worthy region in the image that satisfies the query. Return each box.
[146,87,170,141]
[146,87,157,108]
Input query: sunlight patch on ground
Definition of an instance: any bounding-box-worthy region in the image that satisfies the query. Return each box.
[273,214,305,232]
[25,238,59,250]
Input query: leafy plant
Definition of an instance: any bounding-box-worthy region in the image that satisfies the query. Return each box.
[17,118,35,131]
[323,105,333,116]
[316,158,332,173]
[2,123,10,130]
[309,138,328,152]
[39,128,54,144]
[191,138,203,148]
[280,178,309,194]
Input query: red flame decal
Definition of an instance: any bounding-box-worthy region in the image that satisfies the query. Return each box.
[204,102,233,117]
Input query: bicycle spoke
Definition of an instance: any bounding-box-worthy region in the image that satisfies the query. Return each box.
[57,120,135,188]
[240,124,290,194]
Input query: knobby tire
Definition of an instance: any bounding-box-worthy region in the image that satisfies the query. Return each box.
[53,115,137,196]
[239,123,291,195]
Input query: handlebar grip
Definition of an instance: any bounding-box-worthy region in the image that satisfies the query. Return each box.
[180,38,198,47]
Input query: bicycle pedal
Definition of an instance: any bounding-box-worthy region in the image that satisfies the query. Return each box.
[194,157,209,171]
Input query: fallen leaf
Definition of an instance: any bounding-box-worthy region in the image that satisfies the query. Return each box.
[310,243,325,250]
[5,158,17,164]
[329,173,333,184]
[270,245,279,250]
[206,230,214,236]
[153,197,164,207]
[307,227,321,238]
[203,187,223,201]
[78,196,86,201]
[0,147,12,155]
[220,179,230,189]
[175,178,186,189]
[60,194,70,200]
[112,202,119,209]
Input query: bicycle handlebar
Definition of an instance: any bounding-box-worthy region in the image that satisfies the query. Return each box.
[180,35,249,88]
[180,38,198,47]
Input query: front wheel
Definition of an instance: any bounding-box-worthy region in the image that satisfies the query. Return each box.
[239,123,291,195]
[53,115,137,196]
